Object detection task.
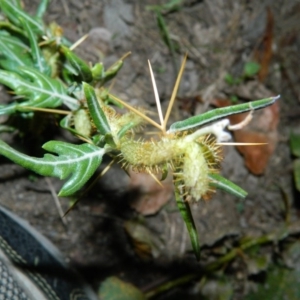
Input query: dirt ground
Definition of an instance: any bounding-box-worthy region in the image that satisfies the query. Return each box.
[1,0,300,299]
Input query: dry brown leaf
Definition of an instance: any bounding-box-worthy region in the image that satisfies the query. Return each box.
[128,170,173,215]
[234,130,276,175]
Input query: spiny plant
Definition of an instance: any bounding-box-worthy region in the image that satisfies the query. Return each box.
[0,0,279,259]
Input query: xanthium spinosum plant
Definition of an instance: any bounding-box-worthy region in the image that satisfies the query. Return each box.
[0,0,279,259]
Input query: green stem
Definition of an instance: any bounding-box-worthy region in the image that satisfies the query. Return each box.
[144,224,298,298]
[144,274,196,299]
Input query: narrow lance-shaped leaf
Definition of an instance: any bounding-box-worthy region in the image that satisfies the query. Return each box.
[35,0,49,19]
[290,131,300,158]
[8,0,22,9]
[60,45,93,82]
[0,67,79,115]
[21,18,51,75]
[0,0,44,35]
[169,95,280,132]
[293,160,300,192]
[156,11,178,73]
[174,182,200,260]
[0,32,33,73]
[0,20,25,35]
[83,82,111,135]
[91,63,105,81]
[102,59,123,84]
[0,139,105,196]
[60,114,92,141]
[209,173,247,198]
[117,122,140,139]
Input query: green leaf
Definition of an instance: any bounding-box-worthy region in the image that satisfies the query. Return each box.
[91,60,124,84]
[99,277,146,300]
[35,0,49,19]
[8,0,22,9]
[0,0,44,35]
[0,32,33,73]
[209,173,247,198]
[230,95,238,104]
[155,11,178,72]
[282,240,300,269]
[147,0,183,12]
[103,59,123,83]
[169,95,280,133]
[21,18,51,75]
[60,45,93,82]
[245,266,300,300]
[293,159,300,192]
[117,121,140,139]
[290,132,300,157]
[60,114,93,142]
[83,82,111,135]
[0,67,79,114]
[224,73,236,85]
[0,139,105,196]
[174,183,200,260]
[243,61,260,78]
[97,88,123,108]
[91,62,105,81]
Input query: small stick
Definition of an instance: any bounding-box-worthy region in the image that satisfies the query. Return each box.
[118,51,132,62]
[84,158,116,195]
[21,106,70,115]
[63,159,116,217]
[45,177,67,226]
[70,34,89,51]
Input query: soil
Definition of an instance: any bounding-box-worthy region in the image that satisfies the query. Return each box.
[1,0,300,299]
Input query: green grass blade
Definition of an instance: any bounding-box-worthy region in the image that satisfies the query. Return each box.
[209,173,247,198]
[169,96,280,133]
[83,82,111,135]
[174,183,200,260]
[21,19,51,75]
[156,12,177,73]
[0,139,105,196]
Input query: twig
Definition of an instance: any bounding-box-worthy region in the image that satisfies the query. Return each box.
[45,177,67,226]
